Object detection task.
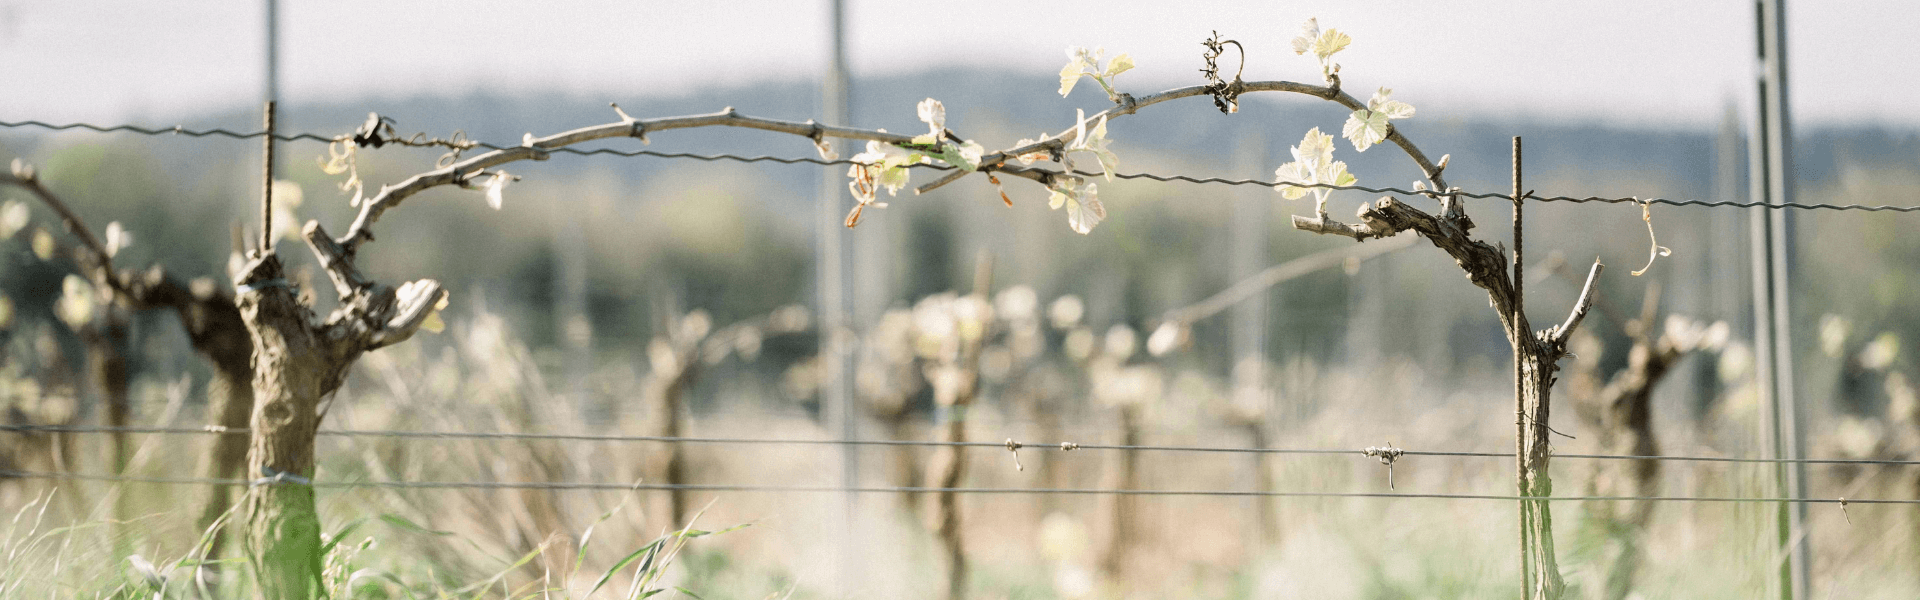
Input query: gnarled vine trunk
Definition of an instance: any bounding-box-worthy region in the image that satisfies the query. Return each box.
[237,255,348,600]
[1295,138,1600,599]
[924,256,992,600]
[1514,347,1564,598]
[232,220,445,598]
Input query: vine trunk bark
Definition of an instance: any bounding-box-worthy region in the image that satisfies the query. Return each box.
[925,255,992,600]
[81,314,130,556]
[237,255,352,600]
[1100,404,1142,579]
[1513,343,1564,599]
[197,365,257,554]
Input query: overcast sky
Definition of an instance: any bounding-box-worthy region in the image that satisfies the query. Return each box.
[1,1,1915,130]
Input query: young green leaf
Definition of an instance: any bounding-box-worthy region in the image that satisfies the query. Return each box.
[914,98,947,145]
[54,274,94,329]
[1059,47,1092,97]
[482,171,515,210]
[30,227,53,260]
[0,200,28,239]
[935,141,985,173]
[1342,88,1415,152]
[1066,110,1117,181]
[1057,45,1134,102]
[1273,127,1357,214]
[1048,178,1106,234]
[1291,18,1351,79]
[1291,18,1321,56]
[103,222,131,258]
[1274,162,1313,200]
[1313,28,1351,59]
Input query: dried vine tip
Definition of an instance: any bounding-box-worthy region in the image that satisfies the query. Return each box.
[1059,442,1079,451]
[1005,438,1025,471]
[609,102,636,122]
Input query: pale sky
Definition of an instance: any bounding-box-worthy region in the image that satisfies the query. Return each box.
[1,1,1915,130]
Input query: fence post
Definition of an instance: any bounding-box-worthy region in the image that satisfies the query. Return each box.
[1749,0,1810,597]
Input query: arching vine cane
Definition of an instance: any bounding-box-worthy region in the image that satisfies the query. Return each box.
[221,16,1602,599]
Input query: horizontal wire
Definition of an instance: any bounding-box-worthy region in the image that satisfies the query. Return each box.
[5,425,1917,466]
[0,469,1908,504]
[0,119,336,143]
[5,119,1916,213]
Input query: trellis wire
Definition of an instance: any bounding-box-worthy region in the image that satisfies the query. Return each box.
[5,425,1919,466]
[0,469,1911,504]
[5,119,1918,213]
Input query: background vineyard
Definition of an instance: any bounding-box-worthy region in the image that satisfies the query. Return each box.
[4,7,1920,600]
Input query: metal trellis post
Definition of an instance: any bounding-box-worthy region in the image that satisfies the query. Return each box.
[817,0,860,595]
[1750,0,1811,597]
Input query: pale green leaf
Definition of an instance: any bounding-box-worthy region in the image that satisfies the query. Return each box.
[1329,162,1356,187]
[104,221,131,257]
[1274,162,1312,200]
[1105,53,1134,77]
[875,164,911,195]
[1073,109,1088,149]
[30,227,53,260]
[936,141,985,173]
[0,200,29,239]
[483,171,512,210]
[1291,18,1319,55]
[55,274,94,329]
[1068,113,1117,181]
[1059,59,1084,97]
[1342,110,1390,152]
[1314,28,1351,59]
[1294,127,1335,165]
[1065,184,1105,234]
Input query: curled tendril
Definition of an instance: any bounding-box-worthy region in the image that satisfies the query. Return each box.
[323,114,484,204]
[1631,198,1672,276]
[1200,31,1246,115]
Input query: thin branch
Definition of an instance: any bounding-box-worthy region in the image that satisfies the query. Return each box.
[1541,260,1604,350]
[0,170,137,301]
[336,108,941,254]
[957,81,1449,195]
[1160,235,1414,326]
[339,79,1458,256]
[367,279,446,350]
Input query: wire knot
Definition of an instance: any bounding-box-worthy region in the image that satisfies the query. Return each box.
[252,465,312,487]
[1059,442,1079,451]
[1005,438,1025,471]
